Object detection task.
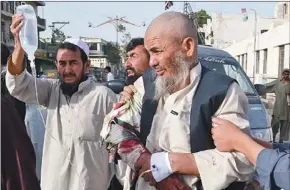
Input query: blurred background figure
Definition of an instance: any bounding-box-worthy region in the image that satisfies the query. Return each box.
[264,68,290,142]
[105,66,115,81]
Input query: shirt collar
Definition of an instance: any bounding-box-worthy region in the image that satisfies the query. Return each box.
[189,62,202,83]
[78,77,93,91]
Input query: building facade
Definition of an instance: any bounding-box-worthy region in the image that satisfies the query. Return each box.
[1,1,56,76]
[80,36,110,68]
[1,1,46,51]
[199,2,290,49]
[223,2,290,84]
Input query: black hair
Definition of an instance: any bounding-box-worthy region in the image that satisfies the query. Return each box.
[1,43,10,66]
[126,38,150,59]
[105,66,111,72]
[56,42,88,63]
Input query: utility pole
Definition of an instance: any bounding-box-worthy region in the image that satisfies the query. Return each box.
[48,21,70,44]
[88,16,145,45]
[250,9,257,84]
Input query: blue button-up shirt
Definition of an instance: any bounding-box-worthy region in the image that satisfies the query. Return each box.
[256,143,290,190]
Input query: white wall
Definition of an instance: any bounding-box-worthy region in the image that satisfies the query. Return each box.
[201,12,274,49]
[90,57,110,68]
[223,22,290,84]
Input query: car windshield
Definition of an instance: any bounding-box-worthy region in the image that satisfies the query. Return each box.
[199,56,256,95]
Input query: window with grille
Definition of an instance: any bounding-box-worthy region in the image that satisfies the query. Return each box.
[263,49,268,74]
[256,51,260,74]
[278,45,285,75]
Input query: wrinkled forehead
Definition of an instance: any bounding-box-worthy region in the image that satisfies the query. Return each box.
[144,29,181,52]
[56,49,81,61]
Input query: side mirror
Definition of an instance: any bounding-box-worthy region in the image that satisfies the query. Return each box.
[254,84,266,96]
[105,80,126,94]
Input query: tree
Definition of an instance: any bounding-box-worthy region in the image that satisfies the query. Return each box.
[120,31,132,58]
[195,9,211,27]
[117,24,126,33]
[51,28,68,44]
[103,42,121,65]
[103,24,132,66]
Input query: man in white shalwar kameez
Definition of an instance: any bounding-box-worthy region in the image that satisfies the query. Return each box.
[7,13,117,190]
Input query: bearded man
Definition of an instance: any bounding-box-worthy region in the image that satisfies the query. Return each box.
[6,13,117,190]
[118,11,255,190]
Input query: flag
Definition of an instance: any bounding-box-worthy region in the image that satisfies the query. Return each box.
[165,1,173,10]
[241,8,248,22]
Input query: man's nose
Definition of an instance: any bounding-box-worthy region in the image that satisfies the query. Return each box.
[64,64,73,72]
[149,57,158,67]
[125,60,132,67]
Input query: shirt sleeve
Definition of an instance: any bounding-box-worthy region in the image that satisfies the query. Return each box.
[193,82,255,190]
[256,148,290,190]
[6,64,55,107]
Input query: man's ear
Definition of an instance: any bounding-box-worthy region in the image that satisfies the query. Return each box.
[85,60,91,73]
[181,37,195,57]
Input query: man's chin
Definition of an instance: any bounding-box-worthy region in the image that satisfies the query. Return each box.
[126,75,140,85]
[63,80,77,84]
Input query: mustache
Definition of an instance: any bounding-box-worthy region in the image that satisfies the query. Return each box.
[152,64,165,71]
[126,66,135,72]
[63,72,76,77]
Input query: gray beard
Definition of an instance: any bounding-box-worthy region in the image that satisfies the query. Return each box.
[153,53,192,101]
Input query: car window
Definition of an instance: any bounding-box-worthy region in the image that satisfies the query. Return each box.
[199,56,256,95]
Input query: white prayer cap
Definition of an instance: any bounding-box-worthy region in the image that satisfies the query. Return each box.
[64,38,90,57]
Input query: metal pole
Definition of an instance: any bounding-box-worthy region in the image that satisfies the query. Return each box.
[251,9,257,84]
[116,16,119,45]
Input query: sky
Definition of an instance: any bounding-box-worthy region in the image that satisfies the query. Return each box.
[38,1,278,42]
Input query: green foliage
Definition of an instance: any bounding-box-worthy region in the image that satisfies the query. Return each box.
[103,42,121,65]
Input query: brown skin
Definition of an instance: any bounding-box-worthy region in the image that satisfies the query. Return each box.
[56,49,90,84]
[125,45,149,77]
[211,117,271,166]
[119,45,149,102]
[282,71,290,82]
[8,13,25,75]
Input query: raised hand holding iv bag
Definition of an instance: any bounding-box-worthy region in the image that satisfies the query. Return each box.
[16,4,38,71]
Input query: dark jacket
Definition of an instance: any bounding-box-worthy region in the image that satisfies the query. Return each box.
[1,96,40,190]
[140,66,245,190]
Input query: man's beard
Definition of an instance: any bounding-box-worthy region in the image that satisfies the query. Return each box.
[60,72,88,97]
[153,52,192,100]
[126,67,141,85]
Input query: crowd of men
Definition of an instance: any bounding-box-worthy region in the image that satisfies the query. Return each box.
[1,11,289,190]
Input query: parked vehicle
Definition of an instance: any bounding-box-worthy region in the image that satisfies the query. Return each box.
[198,45,272,142]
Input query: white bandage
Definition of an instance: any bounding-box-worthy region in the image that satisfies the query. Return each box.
[150,152,173,182]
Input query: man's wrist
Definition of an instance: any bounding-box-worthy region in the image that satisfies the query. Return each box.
[14,43,23,51]
[234,133,252,152]
[150,152,173,182]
